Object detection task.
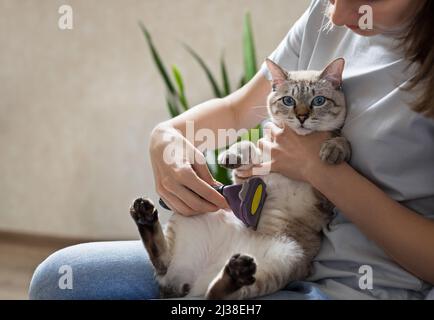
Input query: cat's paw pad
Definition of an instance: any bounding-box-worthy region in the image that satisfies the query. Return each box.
[218,151,243,169]
[226,253,256,287]
[130,197,158,226]
[181,283,191,296]
[160,282,191,298]
[319,140,347,165]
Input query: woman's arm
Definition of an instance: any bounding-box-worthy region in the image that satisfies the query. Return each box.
[306,160,434,285]
[149,72,271,216]
[160,71,270,148]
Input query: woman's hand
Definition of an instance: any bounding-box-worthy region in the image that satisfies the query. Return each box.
[149,124,229,216]
[237,122,331,182]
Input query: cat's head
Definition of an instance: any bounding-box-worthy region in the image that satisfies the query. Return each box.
[265,58,346,135]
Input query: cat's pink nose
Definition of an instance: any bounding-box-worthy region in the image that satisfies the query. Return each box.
[296,114,308,124]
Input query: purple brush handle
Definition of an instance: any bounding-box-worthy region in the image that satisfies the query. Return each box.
[158,178,266,229]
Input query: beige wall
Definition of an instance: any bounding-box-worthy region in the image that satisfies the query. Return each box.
[0,0,310,240]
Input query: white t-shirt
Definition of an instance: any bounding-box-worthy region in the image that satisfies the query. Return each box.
[260,0,434,299]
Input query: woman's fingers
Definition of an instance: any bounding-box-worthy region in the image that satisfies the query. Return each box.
[258,138,274,162]
[263,121,283,140]
[159,192,196,216]
[263,124,273,141]
[189,150,230,209]
[258,137,271,148]
[184,168,229,209]
[191,148,219,186]
[165,182,220,214]
[150,126,230,216]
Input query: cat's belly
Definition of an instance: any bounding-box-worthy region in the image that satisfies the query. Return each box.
[257,173,320,229]
[161,210,300,297]
[160,211,245,296]
[158,173,324,297]
[260,173,317,209]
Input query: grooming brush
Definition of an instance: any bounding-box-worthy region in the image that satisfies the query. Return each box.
[158,177,267,230]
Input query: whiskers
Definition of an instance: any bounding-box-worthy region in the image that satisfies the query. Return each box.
[249,105,269,111]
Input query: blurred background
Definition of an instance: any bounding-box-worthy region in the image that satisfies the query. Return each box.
[0,0,310,298]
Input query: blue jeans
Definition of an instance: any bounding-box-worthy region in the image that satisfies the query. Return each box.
[28,241,330,300]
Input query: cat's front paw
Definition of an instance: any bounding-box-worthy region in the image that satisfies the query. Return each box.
[130,197,158,226]
[319,137,351,165]
[225,253,256,287]
[218,141,260,170]
[218,151,243,169]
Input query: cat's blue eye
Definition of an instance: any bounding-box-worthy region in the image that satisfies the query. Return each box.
[311,96,327,107]
[282,96,295,107]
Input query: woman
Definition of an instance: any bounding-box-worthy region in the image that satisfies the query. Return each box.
[29,0,434,299]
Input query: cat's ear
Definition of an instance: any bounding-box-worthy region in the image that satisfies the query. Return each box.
[320,58,345,90]
[265,58,289,91]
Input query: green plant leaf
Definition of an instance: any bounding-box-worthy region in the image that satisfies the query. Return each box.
[212,149,232,184]
[220,52,231,97]
[238,128,250,141]
[139,21,176,95]
[238,75,246,89]
[243,12,257,82]
[183,43,223,98]
[166,99,179,117]
[172,65,185,94]
[166,90,180,117]
[249,124,262,143]
[215,166,231,184]
[172,65,189,111]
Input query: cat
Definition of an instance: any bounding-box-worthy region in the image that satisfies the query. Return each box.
[130,57,351,299]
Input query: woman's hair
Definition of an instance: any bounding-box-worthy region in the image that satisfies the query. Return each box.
[400,0,434,119]
[323,0,434,119]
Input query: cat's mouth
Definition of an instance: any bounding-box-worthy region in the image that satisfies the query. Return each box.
[294,127,313,136]
[282,120,313,136]
[293,124,313,136]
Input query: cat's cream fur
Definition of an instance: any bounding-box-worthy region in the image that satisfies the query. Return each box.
[130,58,351,299]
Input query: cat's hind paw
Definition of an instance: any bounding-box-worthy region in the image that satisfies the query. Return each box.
[206,253,257,299]
[226,253,257,287]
